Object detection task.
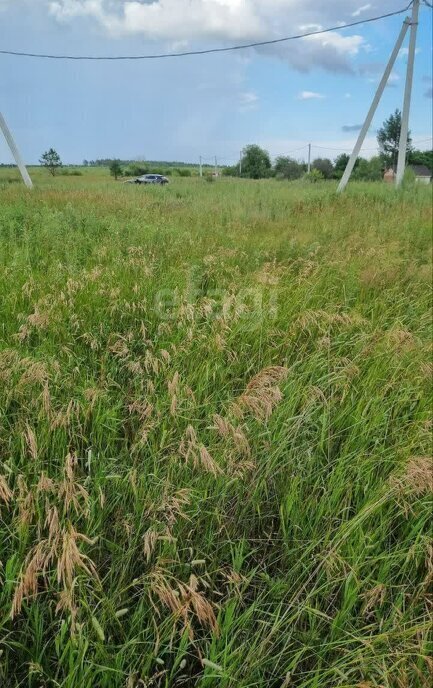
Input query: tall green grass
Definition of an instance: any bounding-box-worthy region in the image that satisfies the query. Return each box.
[0,178,432,687]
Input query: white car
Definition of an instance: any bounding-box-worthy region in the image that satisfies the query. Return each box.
[124,174,169,185]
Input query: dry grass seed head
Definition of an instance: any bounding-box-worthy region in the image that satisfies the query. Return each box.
[58,454,90,517]
[17,475,35,527]
[150,569,218,639]
[233,366,288,422]
[50,399,80,431]
[391,456,433,497]
[36,473,55,494]
[180,426,222,476]
[18,361,50,388]
[0,474,13,504]
[11,540,51,618]
[24,425,38,461]
[144,528,160,563]
[295,309,367,335]
[56,525,98,589]
[387,328,417,352]
[362,584,386,619]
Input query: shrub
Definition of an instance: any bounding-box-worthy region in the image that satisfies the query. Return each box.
[304,169,324,183]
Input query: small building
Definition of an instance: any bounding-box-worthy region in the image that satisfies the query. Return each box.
[383,165,432,184]
[383,167,396,183]
[408,164,432,184]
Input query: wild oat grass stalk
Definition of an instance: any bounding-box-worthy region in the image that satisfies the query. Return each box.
[0,176,431,687]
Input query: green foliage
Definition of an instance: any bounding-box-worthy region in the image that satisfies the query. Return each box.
[402,166,417,187]
[222,165,238,177]
[241,144,272,179]
[408,148,433,172]
[60,169,83,176]
[123,163,149,177]
[312,157,334,179]
[0,179,431,687]
[304,168,324,182]
[352,156,383,181]
[109,159,122,180]
[333,153,351,179]
[39,148,62,176]
[377,109,412,171]
[274,156,304,180]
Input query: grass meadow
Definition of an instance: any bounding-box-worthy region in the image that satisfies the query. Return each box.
[0,171,432,687]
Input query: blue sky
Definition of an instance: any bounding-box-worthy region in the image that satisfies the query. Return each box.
[0,0,431,165]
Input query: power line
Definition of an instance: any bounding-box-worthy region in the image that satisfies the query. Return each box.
[0,3,414,61]
[313,144,378,151]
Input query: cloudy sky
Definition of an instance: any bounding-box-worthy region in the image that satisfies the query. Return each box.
[0,0,432,165]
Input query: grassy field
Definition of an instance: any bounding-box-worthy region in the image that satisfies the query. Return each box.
[0,173,432,687]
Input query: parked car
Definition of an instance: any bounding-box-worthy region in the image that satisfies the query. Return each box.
[124,174,169,185]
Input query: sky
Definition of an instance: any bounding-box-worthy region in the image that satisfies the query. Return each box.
[0,0,432,166]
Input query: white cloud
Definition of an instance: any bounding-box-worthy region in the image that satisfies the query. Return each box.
[352,4,372,18]
[44,0,399,73]
[238,90,259,111]
[297,90,325,100]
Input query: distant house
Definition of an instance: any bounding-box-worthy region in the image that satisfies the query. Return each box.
[408,164,432,184]
[383,164,432,184]
[383,168,396,183]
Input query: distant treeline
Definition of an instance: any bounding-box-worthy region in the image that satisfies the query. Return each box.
[83,159,200,168]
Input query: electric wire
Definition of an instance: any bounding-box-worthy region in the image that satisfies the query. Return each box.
[0,2,414,61]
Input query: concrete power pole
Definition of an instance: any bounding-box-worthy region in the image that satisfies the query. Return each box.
[0,111,33,188]
[307,143,311,173]
[214,156,218,177]
[239,151,242,177]
[396,0,420,186]
[337,15,411,193]
[199,156,203,178]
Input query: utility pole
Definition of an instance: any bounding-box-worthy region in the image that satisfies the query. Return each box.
[396,0,420,186]
[239,151,242,177]
[307,143,311,173]
[337,15,411,193]
[0,111,33,189]
[214,156,218,177]
[199,156,203,178]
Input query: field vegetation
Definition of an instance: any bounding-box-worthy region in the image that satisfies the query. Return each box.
[0,173,432,687]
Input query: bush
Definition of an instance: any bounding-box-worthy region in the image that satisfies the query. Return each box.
[60,169,82,176]
[402,167,416,188]
[304,169,324,183]
[123,164,149,177]
[174,168,192,177]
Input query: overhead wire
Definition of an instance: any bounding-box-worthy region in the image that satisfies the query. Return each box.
[0,2,414,61]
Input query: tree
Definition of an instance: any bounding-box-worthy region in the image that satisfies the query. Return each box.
[377,109,412,172]
[408,148,433,172]
[274,156,304,180]
[352,156,383,181]
[39,148,62,176]
[333,153,350,179]
[312,158,334,179]
[222,165,238,176]
[109,159,122,180]
[241,144,271,179]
